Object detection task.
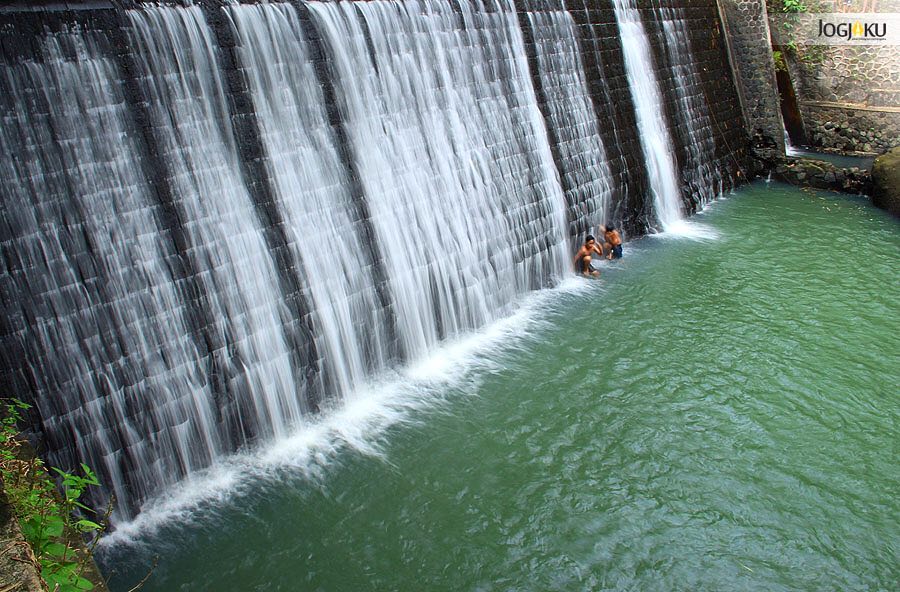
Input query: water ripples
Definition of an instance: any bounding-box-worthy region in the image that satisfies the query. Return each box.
[105,185,899,591]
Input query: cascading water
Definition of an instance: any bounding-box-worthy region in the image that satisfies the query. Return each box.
[657,5,725,206]
[121,6,316,516]
[612,0,684,230]
[0,0,747,524]
[226,3,393,397]
[306,0,570,356]
[0,31,219,517]
[784,127,803,157]
[527,8,613,237]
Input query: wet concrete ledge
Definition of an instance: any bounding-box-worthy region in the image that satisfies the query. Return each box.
[0,0,116,13]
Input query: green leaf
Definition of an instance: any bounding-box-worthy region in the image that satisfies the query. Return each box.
[53,560,79,577]
[22,515,62,545]
[42,567,73,592]
[75,519,102,532]
[79,464,99,486]
[41,542,70,558]
[39,515,65,539]
[21,518,41,543]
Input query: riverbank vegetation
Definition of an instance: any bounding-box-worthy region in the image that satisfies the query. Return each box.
[0,400,105,592]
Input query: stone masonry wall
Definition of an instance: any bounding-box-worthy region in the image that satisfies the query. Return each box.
[716,0,785,151]
[789,44,900,154]
[644,0,752,206]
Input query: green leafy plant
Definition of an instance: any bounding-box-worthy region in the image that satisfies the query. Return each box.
[767,0,830,75]
[781,0,808,13]
[773,49,788,72]
[0,399,105,592]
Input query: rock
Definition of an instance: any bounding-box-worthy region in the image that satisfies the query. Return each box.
[803,161,828,176]
[824,172,836,182]
[796,172,807,181]
[871,146,900,217]
[0,489,44,592]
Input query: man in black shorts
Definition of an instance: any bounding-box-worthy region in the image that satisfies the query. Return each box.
[602,224,623,260]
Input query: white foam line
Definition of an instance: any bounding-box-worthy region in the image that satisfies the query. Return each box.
[100,276,591,548]
[652,194,728,240]
[648,219,720,240]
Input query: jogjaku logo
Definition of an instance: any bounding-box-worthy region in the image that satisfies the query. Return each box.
[818,19,888,41]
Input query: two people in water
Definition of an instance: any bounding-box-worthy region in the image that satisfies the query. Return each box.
[573,224,622,277]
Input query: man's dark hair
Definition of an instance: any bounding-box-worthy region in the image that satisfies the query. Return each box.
[605,223,616,231]
[585,235,595,243]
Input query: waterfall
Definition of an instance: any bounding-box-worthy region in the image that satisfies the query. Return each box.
[116,6,321,516]
[784,127,802,157]
[127,5,309,439]
[0,0,745,522]
[226,3,393,397]
[0,31,219,516]
[612,0,683,230]
[657,5,724,206]
[306,0,570,356]
[527,8,613,237]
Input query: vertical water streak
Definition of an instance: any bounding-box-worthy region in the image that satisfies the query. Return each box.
[784,127,802,157]
[0,31,219,518]
[612,0,683,230]
[127,7,306,439]
[527,8,612,236]
[657,4,724,205]
[307,0,569,358]
[227,3,392,398]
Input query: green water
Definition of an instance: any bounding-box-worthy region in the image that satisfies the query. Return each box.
[102,183,899,591]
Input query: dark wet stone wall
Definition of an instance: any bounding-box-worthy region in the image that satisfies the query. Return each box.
[0,0,750,518]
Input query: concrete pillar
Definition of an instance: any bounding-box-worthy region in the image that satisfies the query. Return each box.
[716,0,786,153]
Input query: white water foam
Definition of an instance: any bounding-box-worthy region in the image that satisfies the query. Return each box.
[649,218,721,241]
[100,277,590,548]
[784,127,803,157]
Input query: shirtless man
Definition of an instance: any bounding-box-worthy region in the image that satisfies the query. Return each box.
[601,223,623,260]
[574,235,603,277]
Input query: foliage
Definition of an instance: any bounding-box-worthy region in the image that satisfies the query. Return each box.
[767,0,830,73]
[766,0,819,13]
[772,50,788,72]
[781,0,809,13]
[0,399,105,592]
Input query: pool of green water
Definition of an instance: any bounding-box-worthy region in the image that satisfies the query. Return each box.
[787,147,875,171]
[101,182,899,591]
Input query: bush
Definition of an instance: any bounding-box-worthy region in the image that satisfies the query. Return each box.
[0,399,105,592]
